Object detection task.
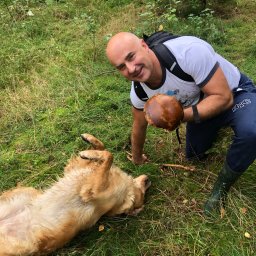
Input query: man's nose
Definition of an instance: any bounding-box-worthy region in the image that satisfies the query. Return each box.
[126,62,135,74]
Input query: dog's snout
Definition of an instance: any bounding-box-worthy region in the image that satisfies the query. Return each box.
[144,177,151,190]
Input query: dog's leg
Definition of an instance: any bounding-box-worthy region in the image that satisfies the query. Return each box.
[79,150,113,200]
[79,149,113,170]
[81,134,105,150]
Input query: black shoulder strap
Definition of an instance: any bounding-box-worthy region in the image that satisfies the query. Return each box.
[134,81,148,102]
[152,44,194,82]
[143,31,180,46]
[144,31,194,82]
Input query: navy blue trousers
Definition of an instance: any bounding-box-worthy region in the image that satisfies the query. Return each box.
[186,73,256,173]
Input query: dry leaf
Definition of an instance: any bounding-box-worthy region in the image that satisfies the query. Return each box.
[158,24,164,31]
[98,225,104,232]
[182,199,188,204]
[240,207,247,214]
[220,207,225,219]
[27,10,34,16]
[244,232,251,238]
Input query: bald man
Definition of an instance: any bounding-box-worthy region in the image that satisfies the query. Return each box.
[106,32,256,215]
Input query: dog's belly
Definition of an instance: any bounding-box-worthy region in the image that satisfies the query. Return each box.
[0,207,31,239]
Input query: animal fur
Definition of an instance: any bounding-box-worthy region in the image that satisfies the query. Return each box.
[0,134,150,255]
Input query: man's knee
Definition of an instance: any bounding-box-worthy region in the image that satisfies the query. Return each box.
[227,125,256,172]
[238,125,256,145]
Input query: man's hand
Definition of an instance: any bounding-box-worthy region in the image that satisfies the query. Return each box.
[127,152,149,165]
[132,154,149,165]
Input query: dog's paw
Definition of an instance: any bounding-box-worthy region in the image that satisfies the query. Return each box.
[79,150,113,164]
[81,134,105,150]
[79,150,98,160]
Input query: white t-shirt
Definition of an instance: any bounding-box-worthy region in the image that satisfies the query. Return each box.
[130,36,240,110]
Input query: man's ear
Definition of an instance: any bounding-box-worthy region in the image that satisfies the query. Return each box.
[141,39,149,49]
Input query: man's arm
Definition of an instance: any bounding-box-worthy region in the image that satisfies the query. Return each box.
[183,67,233,122]
[131,107,148,164]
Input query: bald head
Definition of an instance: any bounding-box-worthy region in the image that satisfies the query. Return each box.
[105,32,158,83]
[106,32,142,66]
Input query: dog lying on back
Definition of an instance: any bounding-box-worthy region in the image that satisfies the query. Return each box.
[0,134,150,256]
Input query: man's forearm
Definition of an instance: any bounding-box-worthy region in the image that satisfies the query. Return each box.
[131,106,149,164]
[183,67,234,123]
[183,94,233,123]
[131,129,146,161]
[131,120,147,164]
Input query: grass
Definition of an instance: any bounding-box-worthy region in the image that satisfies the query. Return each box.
[0,0,256,255]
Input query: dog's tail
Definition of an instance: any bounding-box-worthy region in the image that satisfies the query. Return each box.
[80,134,105,150]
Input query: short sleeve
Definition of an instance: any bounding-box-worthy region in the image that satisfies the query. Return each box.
[182,42,219,87]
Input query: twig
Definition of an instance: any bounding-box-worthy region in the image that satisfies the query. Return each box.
[126,151,196,171]
[162,164,196,172]
[126,151,132,162]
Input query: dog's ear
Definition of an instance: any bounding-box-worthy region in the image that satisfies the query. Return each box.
[124,186,145,216]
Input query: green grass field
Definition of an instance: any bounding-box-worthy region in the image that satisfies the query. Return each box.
[0,0,256,255]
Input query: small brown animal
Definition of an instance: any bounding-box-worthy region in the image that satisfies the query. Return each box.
[0,134,150,255]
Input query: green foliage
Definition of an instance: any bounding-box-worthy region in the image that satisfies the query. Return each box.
[104,0,134,8]
[186,8,227,44]
[137,1,227,44]
[137,0,180,33]
[174,0,238,17]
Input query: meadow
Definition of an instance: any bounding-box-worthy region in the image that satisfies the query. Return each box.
[0,0,256,255]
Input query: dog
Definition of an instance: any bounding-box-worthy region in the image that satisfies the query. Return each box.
[0,134,150,255]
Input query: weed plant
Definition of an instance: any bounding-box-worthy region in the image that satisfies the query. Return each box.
[0,0,256,255]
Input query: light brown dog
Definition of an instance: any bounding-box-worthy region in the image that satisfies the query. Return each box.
[0,134,150,256]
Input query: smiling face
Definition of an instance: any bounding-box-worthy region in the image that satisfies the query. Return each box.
[106,32,161,84]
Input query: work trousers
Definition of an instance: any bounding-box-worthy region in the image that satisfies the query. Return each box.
[186,73,256,173]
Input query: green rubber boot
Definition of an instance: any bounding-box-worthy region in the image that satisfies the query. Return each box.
[204,162,242,216]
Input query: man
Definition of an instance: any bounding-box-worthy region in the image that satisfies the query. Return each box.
[106,32,256,215]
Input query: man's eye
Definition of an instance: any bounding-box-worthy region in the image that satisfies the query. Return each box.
[118,64,125,71]
[128,54,134,61]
